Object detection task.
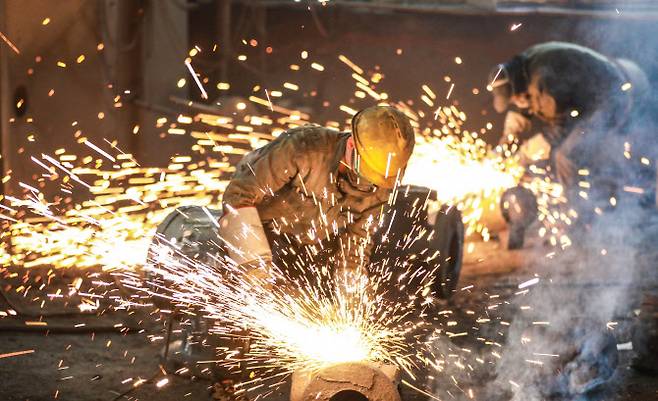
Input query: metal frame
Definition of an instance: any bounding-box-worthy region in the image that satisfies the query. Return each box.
[232,0,658,19]
[0,0,8,200]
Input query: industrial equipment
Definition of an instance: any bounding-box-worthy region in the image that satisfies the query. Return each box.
[146,185,464,383]
[500,185,538,250]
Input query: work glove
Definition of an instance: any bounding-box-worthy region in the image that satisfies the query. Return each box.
[335,212,379,296]
[499,110,532,145]
[331,175,389,295]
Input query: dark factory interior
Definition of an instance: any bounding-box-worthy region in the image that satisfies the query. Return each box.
[1,1,657,401]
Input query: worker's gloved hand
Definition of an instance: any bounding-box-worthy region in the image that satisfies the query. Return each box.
[337,176,385,212]
[332,175,385,297]
[518,133,551,167]
[499,110,532,145]
[327,175,386,240]
[553,147,577,189]
[219,206,274,289]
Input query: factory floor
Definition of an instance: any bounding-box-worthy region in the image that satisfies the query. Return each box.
[1,237,657,401]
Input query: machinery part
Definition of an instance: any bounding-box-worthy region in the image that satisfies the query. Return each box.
[160,312,221,379]
[158,310,252,381]
[351,106,415,189]
[219,206,272,267]
[500,185,538,250]
[148,206,224,308]
[520,320,618,397]
[151,205,223,263]
[290,362,401,401]
[148,206,251,380]
[0,321,141,333]
[372,185,464,300]
[632,294,658,374]
[432,204,464,300]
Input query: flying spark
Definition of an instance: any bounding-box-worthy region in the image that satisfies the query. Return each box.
[0,31,20,54]
[0,349,35,359]
[184,59,208,99]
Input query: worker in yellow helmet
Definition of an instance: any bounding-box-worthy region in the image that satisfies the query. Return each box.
[218,106,415,289]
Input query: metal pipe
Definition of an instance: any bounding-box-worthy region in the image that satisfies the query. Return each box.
[232,0,658,20]
[290,362,400,401]
[0,0,13,261]
[219,0,232,85]
[0,322,141,333]
[101,0,142,156]
[0,0,9,200]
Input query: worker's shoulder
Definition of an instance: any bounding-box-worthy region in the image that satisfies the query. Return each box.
[526,41,607,63]
[279,124,347,149]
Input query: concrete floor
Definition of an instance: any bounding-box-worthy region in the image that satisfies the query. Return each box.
[1,237,657,401]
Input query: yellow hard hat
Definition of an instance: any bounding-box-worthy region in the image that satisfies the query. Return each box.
[351,106,415,189]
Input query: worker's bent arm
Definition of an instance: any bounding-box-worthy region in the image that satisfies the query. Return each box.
[219,130,308,269]
[222,131,304,210]
[500,110,532,145]
[339,207,379,273]
[551,106,618,188]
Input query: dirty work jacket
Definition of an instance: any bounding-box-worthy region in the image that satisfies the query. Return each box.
[222,125,391,272]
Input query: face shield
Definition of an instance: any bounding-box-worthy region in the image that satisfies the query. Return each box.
[343,136,377,192]
[348,106,415,190]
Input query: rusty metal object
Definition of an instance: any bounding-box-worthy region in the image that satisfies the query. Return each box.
[372,185,464,300]
[519,320,618,396]
[147,206,250,379]
[290,362,400,401]
[500,185,538,249]
[632,294,658,374]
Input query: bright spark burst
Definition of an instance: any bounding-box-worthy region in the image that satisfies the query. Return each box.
[125,237,432,380]
[403,133,522,237]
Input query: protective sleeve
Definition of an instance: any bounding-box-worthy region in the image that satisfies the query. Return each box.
[219,206,272,267]
[335,177,390,274]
